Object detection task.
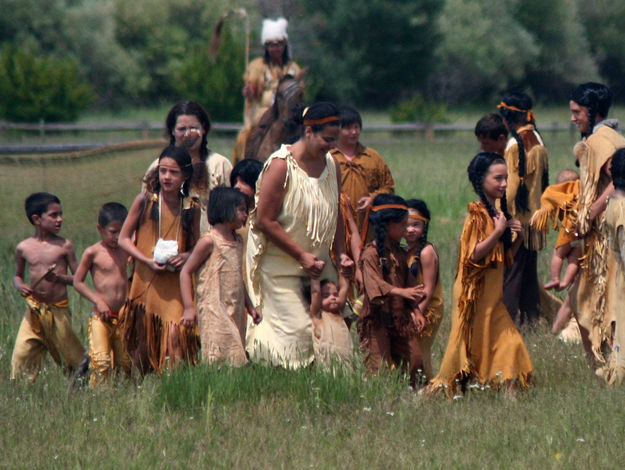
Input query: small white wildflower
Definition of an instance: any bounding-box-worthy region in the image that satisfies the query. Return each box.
[576,438,585,443]
[189,417,194,420]
[363,407,371,412]
[93,417,98,422]
[386,412,394,417]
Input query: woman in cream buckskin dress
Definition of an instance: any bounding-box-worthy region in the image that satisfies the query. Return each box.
[245,102,348,368]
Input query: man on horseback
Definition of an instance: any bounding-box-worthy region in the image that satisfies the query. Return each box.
[233,17,302,163]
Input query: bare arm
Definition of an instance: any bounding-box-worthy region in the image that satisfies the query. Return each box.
[589,182,614,223]
[179,235,214,328]
[255,158,325,277]
[119,194,166,272]
[332,159,347,263]
[416,245,439,314]
[13,245,31,297]
[73,247,111,319]
[310,278,321,318]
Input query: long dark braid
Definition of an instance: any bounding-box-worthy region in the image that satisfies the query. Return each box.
[369,194,409,275]
[499,92,534,213]
[468,152,513,251]
[406,199,430,277]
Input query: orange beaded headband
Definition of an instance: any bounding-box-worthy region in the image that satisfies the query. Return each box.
[409,213,429,222]
[370,203,408,212]
[303,115,339,126]
[497,102,536,123]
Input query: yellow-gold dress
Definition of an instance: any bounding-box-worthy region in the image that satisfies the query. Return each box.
[426,202,533,397]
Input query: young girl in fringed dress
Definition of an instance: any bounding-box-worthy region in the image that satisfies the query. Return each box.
[357,194,426,386]
[404,199,444,380]
[423,152,533,398]
[180,187,262,366]
[308,262,355,368]
[118,145,200,375]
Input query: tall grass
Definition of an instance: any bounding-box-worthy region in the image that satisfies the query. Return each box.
[2,127,624,468]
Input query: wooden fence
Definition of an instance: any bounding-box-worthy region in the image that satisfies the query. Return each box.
[0,120,576,155]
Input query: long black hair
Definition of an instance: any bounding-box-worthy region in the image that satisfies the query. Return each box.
[144,145,195,234]
[369,193,408,274]
[611,148,625,192]
[165,100,211,192]
[405,199,430,277]
[467,152,513,250]
[498,92,534,213]
[570,82,613,139]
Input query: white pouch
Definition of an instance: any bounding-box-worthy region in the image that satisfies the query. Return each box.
[153,238,178,265]
[153,191,182,269]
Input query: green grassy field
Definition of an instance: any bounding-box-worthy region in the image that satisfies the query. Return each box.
[2,126,625,469]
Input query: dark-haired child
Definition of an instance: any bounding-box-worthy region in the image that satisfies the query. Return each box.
[600,148,625,384]
[309,263,354,367]
[497,92,549,325]
[357,194,426,385]
[474,112,508,156]
[331,104,395,232]
[118,145,200,374]
[180,187,261,366]
[74,203,131,386]
[11,192,85,381]
[424,153,533,398]
[404,199,444,380]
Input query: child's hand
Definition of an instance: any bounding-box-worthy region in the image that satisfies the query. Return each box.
[399,286,424,302]
[180,307,197,328]
[150,260,168,272]
[411,309,426,332]
[356,196,373,212]
[95,301,112,321]
[507,219,523,236]
[16,282,33,297]
[167,254,187,271]
[249,306,263,325]
[493,212,507,235]
[339,254,354,277]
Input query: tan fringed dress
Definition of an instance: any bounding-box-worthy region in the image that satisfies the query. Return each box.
[119,195,199,374]
[407,244,444,380]
[571,124,625,364]
[246,145,339,368]
[602,197,625,384]
[426,202,533,397]
[195,230,248,366]
[312,311,354,367]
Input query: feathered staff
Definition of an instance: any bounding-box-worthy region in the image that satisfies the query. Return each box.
[209,8,249,68]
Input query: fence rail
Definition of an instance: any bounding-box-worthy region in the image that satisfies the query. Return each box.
[0,120,576,154]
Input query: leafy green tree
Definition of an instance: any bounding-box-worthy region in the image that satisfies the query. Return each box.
[292,0,441,106]
[577,0,625,99]
[172,28,245,121]
[0,45,93,122]
[432,0,597,103]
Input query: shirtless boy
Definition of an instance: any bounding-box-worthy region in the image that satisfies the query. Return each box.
[11,192,85,381]
[74,202,131,385]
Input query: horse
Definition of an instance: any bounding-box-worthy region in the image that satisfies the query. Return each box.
[235,75,305,163]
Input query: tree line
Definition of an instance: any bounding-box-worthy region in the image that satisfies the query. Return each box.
[0,0,622,122]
